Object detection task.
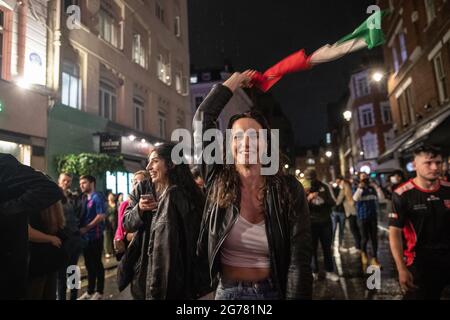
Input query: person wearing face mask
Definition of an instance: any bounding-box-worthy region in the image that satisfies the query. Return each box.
[353,172,385,270]
[386,170,406,200]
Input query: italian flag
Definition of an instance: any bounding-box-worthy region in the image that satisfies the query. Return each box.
[252,10,389,92]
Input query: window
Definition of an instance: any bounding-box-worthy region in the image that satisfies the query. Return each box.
[134,97,144,131]
[392,46,400,73]
[99,80,117,121]
[155,2,165,24]
[0,10,4,78]
[354,73,370,97]
[132,33,146,68]
[174,16,181,37]
[176,109,185,128]
[106,171,134,201]
[433,53,449,103]
[380,102,392,124]
[399,33,408,63]
[158,111,167,139]
[99,8,119,47]
[384,129,395,148]
[359,104,375,128]
[397,86,415,127]
[362,132,379,159]
[61,61,82,109]
[424,0,436,24]
[157,53,171,85]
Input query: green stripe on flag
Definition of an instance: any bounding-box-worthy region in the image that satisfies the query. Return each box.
[337,10,390,49]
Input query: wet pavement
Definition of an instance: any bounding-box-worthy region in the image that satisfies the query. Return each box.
[74,209,449,300]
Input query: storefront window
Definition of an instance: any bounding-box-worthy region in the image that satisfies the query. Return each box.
[0,140,31,166]
[106,171,135,199]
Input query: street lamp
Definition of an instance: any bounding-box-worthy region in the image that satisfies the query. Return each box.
[325,151,333,158]
[343,110,352,122]
[295,169,301,176]
[284,164,289,169]
[372,71,384,82]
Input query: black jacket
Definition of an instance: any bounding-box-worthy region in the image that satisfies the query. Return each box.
[193,85,313,300]
[0,153,63,299]
[123,181,209,300]
[308,180,336,225]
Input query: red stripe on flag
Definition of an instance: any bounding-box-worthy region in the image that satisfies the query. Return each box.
[252,49,312,92]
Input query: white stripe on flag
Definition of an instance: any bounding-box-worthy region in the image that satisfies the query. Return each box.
[309,38,367,66]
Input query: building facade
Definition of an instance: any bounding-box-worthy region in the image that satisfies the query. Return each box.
[0,0,50,171]
[343,67,394,176]
[377,0,450,171]
[46,0,191,193]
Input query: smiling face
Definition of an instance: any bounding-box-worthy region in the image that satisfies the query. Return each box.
[146,151,169,186]
[231,117,266,166]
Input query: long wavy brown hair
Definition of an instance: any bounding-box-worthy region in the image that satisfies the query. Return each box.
[209,110,291,209]
[41,201,65,235]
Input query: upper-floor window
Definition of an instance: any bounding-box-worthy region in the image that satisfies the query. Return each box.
[380,102,392,124]
[99,80,117,121]
[399,32,408,63]
[157,53,171,85]
[359,104,375,128]
[61,60,82,109]
[0,10,4,78]
[397,85,415,127]
[354,73,370,97]
[433,52,449,103]
[132,33,146,68]
[155,2,165,24]
[99,8,119,48]
[133,97,145,131]
[425,0,436,24]
[158,110,167,140]
[174,16,181,38]
[361,132,379,159]
[392,46,400,74]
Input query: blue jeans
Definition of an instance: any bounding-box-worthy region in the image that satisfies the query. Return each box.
[215,277,280,300]
[331,211,346,246]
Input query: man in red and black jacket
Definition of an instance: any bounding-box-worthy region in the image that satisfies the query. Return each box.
[389,145,450,300]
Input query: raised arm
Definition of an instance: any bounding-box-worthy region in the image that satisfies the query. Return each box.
[193,71,254,187]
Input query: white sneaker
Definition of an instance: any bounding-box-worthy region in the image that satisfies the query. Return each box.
[90,292,103,300]
[77,292,92,300]
[312,273,319,281]
[326,272,340,282]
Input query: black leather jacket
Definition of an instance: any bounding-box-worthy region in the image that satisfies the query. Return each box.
[194,85,313,300]
[123,181,209,300]
[0,153,63,299]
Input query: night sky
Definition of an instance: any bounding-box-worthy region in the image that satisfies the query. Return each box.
[188,0,379,147]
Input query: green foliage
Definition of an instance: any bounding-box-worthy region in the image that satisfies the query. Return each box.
[55,153,125,177]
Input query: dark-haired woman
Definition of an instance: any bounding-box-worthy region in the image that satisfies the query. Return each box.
[194,71,312,300]
[123,143,209,300]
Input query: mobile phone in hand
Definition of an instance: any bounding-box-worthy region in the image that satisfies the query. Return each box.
[140,194,154,201]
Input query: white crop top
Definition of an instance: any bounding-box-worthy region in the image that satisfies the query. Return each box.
[220,215,270,269]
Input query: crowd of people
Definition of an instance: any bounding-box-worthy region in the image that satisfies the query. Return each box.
[1,71,449,300]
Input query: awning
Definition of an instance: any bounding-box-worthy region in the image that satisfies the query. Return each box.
[375,158,401,172]
[123,159,145,173]
[378,131,414,163]
[399,105,450,153]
